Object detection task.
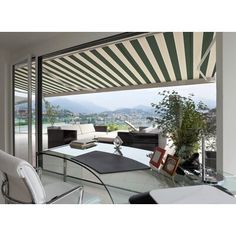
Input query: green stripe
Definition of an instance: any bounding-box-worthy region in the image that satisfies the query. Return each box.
[211,64,216,77]
[14,82,36,92]
[115,43,151,84]
[16,68,30,78]
[164,32,182,81]
[17,69,68,92]
[68,55,107,88]
[59,57,104,89]
[183,32,193,80]
[42,77,72,93]
[200,32,214,76]
[42,81,70,93]
[102,46,142,85]
[69,55,116,88]
[130,39,161,83]
[14,83,30,92]
[44,62,84,87]
[14,80,56,94]
[48,60,98,89]
[90,49,133,86]
[146,35,171,82]
[79,52,124,86]
[44,61,98,89]
[15,70,30,79]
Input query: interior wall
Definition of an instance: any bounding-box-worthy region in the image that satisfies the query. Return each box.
[217,32,236,175]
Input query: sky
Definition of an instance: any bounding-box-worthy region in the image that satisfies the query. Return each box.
[64,83,216,110]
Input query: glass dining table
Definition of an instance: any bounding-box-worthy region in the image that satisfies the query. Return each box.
[37,143,236,203]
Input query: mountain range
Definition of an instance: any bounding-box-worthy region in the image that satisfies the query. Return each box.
[48,97,154,114]
[16,96,216,114]
[48,97,107,114]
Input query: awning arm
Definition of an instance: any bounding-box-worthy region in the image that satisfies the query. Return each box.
[197,36,216,81]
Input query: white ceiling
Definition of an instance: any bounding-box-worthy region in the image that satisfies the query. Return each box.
[0,32,63,51]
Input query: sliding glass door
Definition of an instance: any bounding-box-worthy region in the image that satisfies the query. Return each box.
[13,56,35,165]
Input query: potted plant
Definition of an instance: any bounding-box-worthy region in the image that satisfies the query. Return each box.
[43,99,61,129]
[150,90,208,160]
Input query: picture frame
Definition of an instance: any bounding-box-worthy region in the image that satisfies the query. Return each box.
[162,154,180,176]
[149,147,166,169]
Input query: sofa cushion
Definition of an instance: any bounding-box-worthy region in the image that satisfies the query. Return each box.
[60,125,82,135]
[142,126,161,134]
[80,124,95,134]
[77,133,96,140]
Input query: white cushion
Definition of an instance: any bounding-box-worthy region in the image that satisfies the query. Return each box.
[61,125,82,135]
[77,133,96,140]
[80,124,95,134]
[142,126,161,133]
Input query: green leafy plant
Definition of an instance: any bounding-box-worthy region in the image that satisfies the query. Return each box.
[151,90,208,159]
[107,123,119,132]
[43,99,61,127]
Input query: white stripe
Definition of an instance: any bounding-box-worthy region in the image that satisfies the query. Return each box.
[15,70,32,80]
[16,72,59,91]
[62,56,106,89]
[54,57,101,89]
[173,32,188,80]
[108,44,146,84]
[123,40,156,83]
[74,53,120,87]
[44,62,86,88]
[45,61,98,90]
[14,78,55,94]
[138,37,166,83]
[206,33,216,77]
[17,68,34,78]
[154,33,176,81]
[17,68,69,91]
[96,47,138,85]
[84,50,129,86]
[193,32,203,79]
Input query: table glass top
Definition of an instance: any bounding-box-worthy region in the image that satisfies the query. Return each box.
[40,143,236,199]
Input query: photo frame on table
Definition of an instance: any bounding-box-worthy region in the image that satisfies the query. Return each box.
[162,154,180,176]
[149,147,166,169]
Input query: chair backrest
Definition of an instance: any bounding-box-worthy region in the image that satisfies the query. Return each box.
[0,150,46,204]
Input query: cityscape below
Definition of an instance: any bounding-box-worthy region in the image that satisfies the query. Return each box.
[15,83,216,131]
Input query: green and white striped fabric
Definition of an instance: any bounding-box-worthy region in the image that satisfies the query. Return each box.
[14,32,216,97]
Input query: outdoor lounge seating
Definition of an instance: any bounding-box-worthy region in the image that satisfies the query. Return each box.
[118,131,159,151]
[48,123,120,148]
[60,123,118,140]
[118,126,168,151]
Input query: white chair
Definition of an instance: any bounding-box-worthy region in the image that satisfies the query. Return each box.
[0,149,87,204]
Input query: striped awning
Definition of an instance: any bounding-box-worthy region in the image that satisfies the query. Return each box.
[14,32,216,97]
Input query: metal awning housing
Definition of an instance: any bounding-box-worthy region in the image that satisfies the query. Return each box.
[14,32,216,97]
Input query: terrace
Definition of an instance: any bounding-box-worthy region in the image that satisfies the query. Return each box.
[5,31,236,205]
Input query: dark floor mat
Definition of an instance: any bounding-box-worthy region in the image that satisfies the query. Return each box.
[72,151,150,174]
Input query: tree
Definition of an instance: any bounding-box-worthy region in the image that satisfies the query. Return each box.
[43,99,61,127]
[151,90,208,159]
